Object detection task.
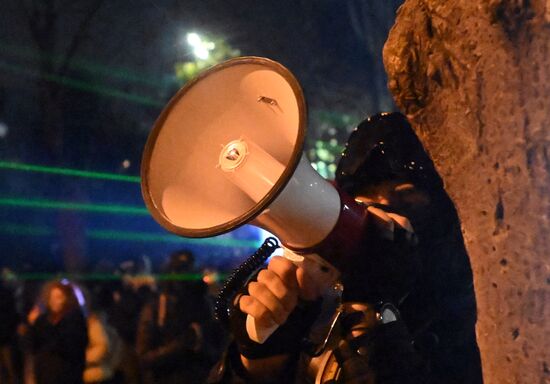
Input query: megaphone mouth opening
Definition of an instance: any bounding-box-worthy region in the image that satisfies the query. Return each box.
[141,57,307,238]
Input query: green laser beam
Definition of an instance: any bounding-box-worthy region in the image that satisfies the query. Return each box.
[0,198,262,248]
[89,229,261,248]
[0,223,262,249]
[0,61,164,107]
[0,47,362,129]
[2,273,227,282]
[0,198,149,215]
[0,223,53,237]
[0,41,175,90]
[0,42,361,126]
[0,161,141,183]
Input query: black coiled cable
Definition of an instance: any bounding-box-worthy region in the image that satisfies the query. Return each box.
[214,237,280,327]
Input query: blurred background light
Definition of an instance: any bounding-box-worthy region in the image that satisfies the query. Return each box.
[0,122,8,138]
[186,32,215,60]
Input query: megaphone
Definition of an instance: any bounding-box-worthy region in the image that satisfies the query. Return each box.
[141,57,370,342]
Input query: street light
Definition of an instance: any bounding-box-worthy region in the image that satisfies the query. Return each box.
[186,32,215,60]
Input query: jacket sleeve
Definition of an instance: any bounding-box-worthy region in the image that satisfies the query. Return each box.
[341,216,421,305]
[138,330,198,368]
[135,302,154,358]
[59,310,89,364]
[207,341,299,384]
[27,314,48,352]
[207,342,248,384]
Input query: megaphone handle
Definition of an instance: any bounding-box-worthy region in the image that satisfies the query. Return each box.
[246,314,278,343]
[245,251,305,344]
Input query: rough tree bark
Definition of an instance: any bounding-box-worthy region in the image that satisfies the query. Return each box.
[383,1,550,383]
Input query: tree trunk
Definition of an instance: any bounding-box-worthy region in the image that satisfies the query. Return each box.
[383,1,550,383]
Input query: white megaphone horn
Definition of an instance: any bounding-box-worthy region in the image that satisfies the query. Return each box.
[141,57,370,343]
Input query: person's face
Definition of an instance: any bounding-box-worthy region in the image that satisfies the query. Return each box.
[354,180,433,235]
[355,181,430,210]
[48,287,67,314]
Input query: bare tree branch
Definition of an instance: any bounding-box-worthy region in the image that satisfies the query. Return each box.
[57,0,105,76]
[17,0,40,46]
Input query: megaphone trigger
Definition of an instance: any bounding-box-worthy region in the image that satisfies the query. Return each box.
[282,248,305,264]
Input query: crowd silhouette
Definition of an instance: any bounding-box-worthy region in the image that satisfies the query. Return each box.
[0,249,226,384]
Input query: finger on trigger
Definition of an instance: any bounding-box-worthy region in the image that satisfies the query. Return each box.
[387,212,414,233]
[239,295,276,328]
[248,281,289,325]
[257,269,297,313]
[268,256,299,290]
[367,206,395,238]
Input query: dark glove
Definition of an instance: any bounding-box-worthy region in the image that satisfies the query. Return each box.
[230,296,322,360]
[334,305,426,384]
[341,204,420,304]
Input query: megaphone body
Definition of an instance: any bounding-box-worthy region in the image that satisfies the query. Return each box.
[141,57,371,342]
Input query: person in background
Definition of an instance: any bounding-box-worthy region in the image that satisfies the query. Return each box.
[83,291,123,384]
[0,278,21,384]
[136,250,212,384]
[25,280,88,384]
[108,260,154,347]
[105,260,152,384]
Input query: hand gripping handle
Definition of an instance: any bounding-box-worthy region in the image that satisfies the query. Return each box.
[245,251,305,343]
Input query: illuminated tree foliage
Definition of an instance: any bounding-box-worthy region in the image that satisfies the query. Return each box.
[174,33,240,83]
[307,110,358,179]
[172,32,359,179]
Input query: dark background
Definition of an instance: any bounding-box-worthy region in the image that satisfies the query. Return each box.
[0,0,403,275]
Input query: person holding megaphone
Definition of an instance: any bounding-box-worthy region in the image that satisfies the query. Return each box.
[139,58,482,383]
[207,113,482,384]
